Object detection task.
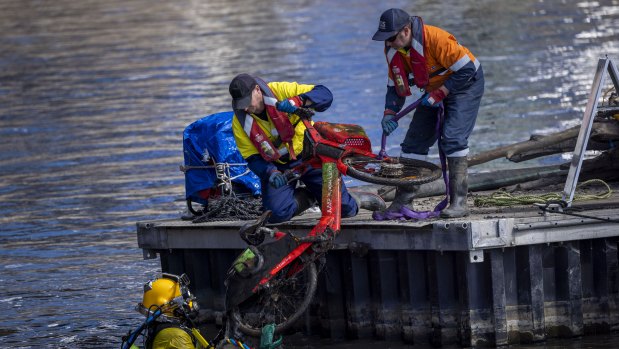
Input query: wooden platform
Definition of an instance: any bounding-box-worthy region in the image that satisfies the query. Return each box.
[136,184,619,347]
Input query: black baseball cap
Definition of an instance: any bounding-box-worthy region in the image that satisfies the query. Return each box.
[372,8,411,41]
[229,73,258,111]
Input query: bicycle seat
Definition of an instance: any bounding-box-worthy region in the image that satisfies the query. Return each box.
[239,210,272,246]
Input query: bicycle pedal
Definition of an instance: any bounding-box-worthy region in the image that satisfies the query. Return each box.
[240,231,265,246]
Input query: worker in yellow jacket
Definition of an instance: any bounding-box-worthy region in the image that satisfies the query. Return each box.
[229,73,385,223]
[372,8,485,218]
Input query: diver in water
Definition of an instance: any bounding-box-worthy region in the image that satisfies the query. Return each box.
[122,273,282,349]
[122,273,202,349]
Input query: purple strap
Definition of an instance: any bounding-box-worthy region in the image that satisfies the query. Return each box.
[373,103,449,221]
[377,98,423,159]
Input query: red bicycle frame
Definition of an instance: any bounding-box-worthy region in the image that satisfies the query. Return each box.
[252,118,382,293]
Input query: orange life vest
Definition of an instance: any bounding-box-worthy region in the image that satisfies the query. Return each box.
[236,78,298,162]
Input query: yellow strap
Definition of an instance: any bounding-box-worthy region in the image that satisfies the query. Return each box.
[191,328,210,349]
[474,179,612,207]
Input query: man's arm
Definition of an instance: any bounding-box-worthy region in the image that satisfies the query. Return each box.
[245,154,277,180]
[443,60,477,93]
[299,85,333,112]
[385,85,406,113]
[269,82,333,112]
[430,27,478,94]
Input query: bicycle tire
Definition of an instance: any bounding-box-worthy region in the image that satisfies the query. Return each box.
[231,262,318,337]
[343,155,442,188]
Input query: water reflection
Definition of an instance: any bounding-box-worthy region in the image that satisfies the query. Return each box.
[0,0,618,347]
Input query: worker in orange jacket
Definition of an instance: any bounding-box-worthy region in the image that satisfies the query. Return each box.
[372,8,485,218]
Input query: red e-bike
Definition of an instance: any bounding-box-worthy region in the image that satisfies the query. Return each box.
[225,109,441,336]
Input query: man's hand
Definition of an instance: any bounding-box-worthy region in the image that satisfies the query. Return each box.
[381,110,398,135]
[268,171,287,189]
[276,99,298,114]
[276,97,314,119]
[421,88,447,108]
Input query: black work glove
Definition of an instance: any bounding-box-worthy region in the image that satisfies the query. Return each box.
[293,107,315,119]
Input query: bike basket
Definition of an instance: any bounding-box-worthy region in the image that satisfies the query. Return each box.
[313,122,372,152]
[233,248,258,273]
[225,234,299,308]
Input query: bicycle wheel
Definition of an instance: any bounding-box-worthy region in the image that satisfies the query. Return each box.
[231,262,318,337]
[343,155,442,188]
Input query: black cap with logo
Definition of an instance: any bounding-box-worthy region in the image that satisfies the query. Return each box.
[372,8,411,41]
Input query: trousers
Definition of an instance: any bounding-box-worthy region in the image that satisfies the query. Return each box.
[262,167,358,223]
[401,66,485,157]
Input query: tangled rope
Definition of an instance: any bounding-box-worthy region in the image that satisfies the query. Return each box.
[192,195,263,223]
[474,179,612,207]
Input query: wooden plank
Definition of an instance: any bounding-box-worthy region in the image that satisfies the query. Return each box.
[341,252,373,339]
[318,253,347,339]
[566,242,584,336]
[369,250,401,340]
[606,239,619,331]
[490,249,508,346]
[399,251,431,344]
[468,121,619,166]
[528,245,546,342]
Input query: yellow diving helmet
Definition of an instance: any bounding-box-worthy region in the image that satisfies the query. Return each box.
[136,273,198,321]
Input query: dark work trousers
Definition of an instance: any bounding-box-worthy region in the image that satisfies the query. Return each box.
[262,166,358,223]
[401,66,485,157]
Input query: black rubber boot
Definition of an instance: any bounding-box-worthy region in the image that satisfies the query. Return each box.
[381,186,418,213]
[349,191,387,212]
[440,156,470,218]
[293,187,317,216]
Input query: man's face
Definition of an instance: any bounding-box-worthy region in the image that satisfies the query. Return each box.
[386,26,410,50]
[245,85,264,114]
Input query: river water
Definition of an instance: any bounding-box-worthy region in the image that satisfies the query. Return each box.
[1,0,618,348]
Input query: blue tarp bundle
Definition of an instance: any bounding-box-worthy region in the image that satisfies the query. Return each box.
[183,111,261,205]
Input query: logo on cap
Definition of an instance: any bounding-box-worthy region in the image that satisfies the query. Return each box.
[379,21,386,30]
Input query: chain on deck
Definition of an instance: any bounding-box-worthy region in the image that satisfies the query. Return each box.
[192,196,263,223]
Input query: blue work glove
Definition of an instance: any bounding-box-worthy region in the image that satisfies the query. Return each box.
[421,89,447,108]
[381,111,398,135]
[275,99,298,114]
[268,171,287,189]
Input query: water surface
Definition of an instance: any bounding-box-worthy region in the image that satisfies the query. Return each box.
[1,0,619,347]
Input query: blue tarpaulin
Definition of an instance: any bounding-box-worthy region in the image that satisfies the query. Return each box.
[183,111,261,205]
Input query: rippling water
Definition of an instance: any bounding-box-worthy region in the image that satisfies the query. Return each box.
[1,0,619,347]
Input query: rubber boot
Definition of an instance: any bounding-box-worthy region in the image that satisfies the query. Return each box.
[293,187,316,216]
[382,186,418,213]
[440,156,470,218]
[349,191,387,212]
